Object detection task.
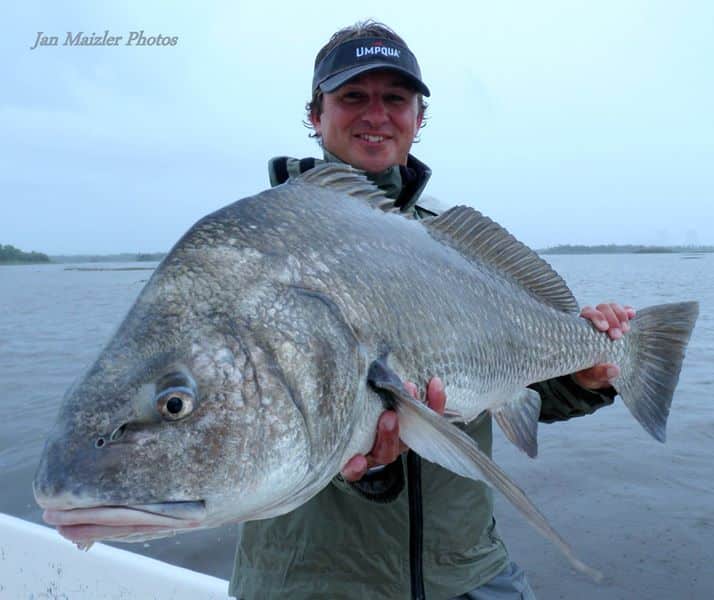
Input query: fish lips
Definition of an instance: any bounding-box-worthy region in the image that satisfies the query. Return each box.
[41,500,206,544]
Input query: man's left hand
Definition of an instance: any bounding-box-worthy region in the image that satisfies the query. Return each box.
[340,378,446,482]
[574,302,636,390]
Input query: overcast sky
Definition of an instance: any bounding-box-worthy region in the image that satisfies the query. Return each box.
[2,1,712,254]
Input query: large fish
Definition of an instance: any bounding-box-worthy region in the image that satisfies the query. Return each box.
[34,165,698,580]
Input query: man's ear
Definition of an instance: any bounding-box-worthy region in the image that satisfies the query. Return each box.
[310,110,322,135]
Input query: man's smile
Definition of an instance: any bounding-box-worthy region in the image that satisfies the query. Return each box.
[355,133,391,145]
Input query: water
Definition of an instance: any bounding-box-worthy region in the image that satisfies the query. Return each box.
[0,255,712,590]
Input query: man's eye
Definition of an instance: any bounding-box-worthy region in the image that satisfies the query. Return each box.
[342,92,364,102]
[386,94,406,103]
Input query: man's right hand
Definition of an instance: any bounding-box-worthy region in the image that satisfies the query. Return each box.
[340,377,446,482]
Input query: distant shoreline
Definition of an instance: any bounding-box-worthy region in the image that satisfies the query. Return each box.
[63,266,156,272]
[0,246,167,265]
[538,245,714,255]
[2,246,713,265]
[49,252,167,264]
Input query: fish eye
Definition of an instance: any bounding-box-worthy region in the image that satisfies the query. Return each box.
[156,387,195,421]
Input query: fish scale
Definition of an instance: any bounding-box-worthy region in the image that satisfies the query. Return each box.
[275,180,620,420]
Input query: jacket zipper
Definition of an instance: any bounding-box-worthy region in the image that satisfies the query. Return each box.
[407,450,425,600]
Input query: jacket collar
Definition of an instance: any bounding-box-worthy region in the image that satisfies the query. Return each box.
[267,151,432,213]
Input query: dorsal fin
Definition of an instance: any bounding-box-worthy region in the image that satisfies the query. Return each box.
[425,206,579,313]
[293,163,401,213]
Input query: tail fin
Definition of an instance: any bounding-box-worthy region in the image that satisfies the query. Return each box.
[614,301,699,442]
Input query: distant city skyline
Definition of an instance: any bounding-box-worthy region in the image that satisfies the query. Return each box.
[2,2,712,254]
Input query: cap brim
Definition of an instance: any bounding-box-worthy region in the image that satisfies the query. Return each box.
[318,64,430,97]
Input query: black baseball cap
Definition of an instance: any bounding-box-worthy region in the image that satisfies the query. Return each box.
[312,37,430,97]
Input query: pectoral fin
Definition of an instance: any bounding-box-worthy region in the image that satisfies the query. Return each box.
[366,357,602,582]
[492,389,541,458]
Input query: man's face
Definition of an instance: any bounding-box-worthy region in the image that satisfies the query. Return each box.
[311,70,423,173]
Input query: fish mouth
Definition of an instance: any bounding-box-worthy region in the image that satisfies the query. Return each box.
[42,500,206,544]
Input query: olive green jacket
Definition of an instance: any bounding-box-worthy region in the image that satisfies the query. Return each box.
[229,153,616,599]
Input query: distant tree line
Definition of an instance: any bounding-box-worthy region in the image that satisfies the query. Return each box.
[540,244,714,255]
[49,252,167,263]
[0,244,50,264]
[135,252,166,262]
[1,246,167,264]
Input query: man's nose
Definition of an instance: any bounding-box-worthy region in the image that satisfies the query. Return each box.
[361,97,388,126]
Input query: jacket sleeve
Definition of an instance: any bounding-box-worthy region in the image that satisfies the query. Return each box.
[534,375,617,423]
[330,457,406,503]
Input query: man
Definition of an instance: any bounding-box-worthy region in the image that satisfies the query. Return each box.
[229,20,634,600]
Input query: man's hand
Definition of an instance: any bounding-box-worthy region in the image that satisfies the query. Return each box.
[341,377,446,482]
[575,302,636,390]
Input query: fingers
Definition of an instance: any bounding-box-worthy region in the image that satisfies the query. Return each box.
[370,411,402,465]
[426,377,446,415]
[340,409,403,482]
[580,302,636,340]
[404,381,418,399]
[340,376,449,482]
[341,454,368,482]
[573,362,620,390]
[576,301,633,388]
